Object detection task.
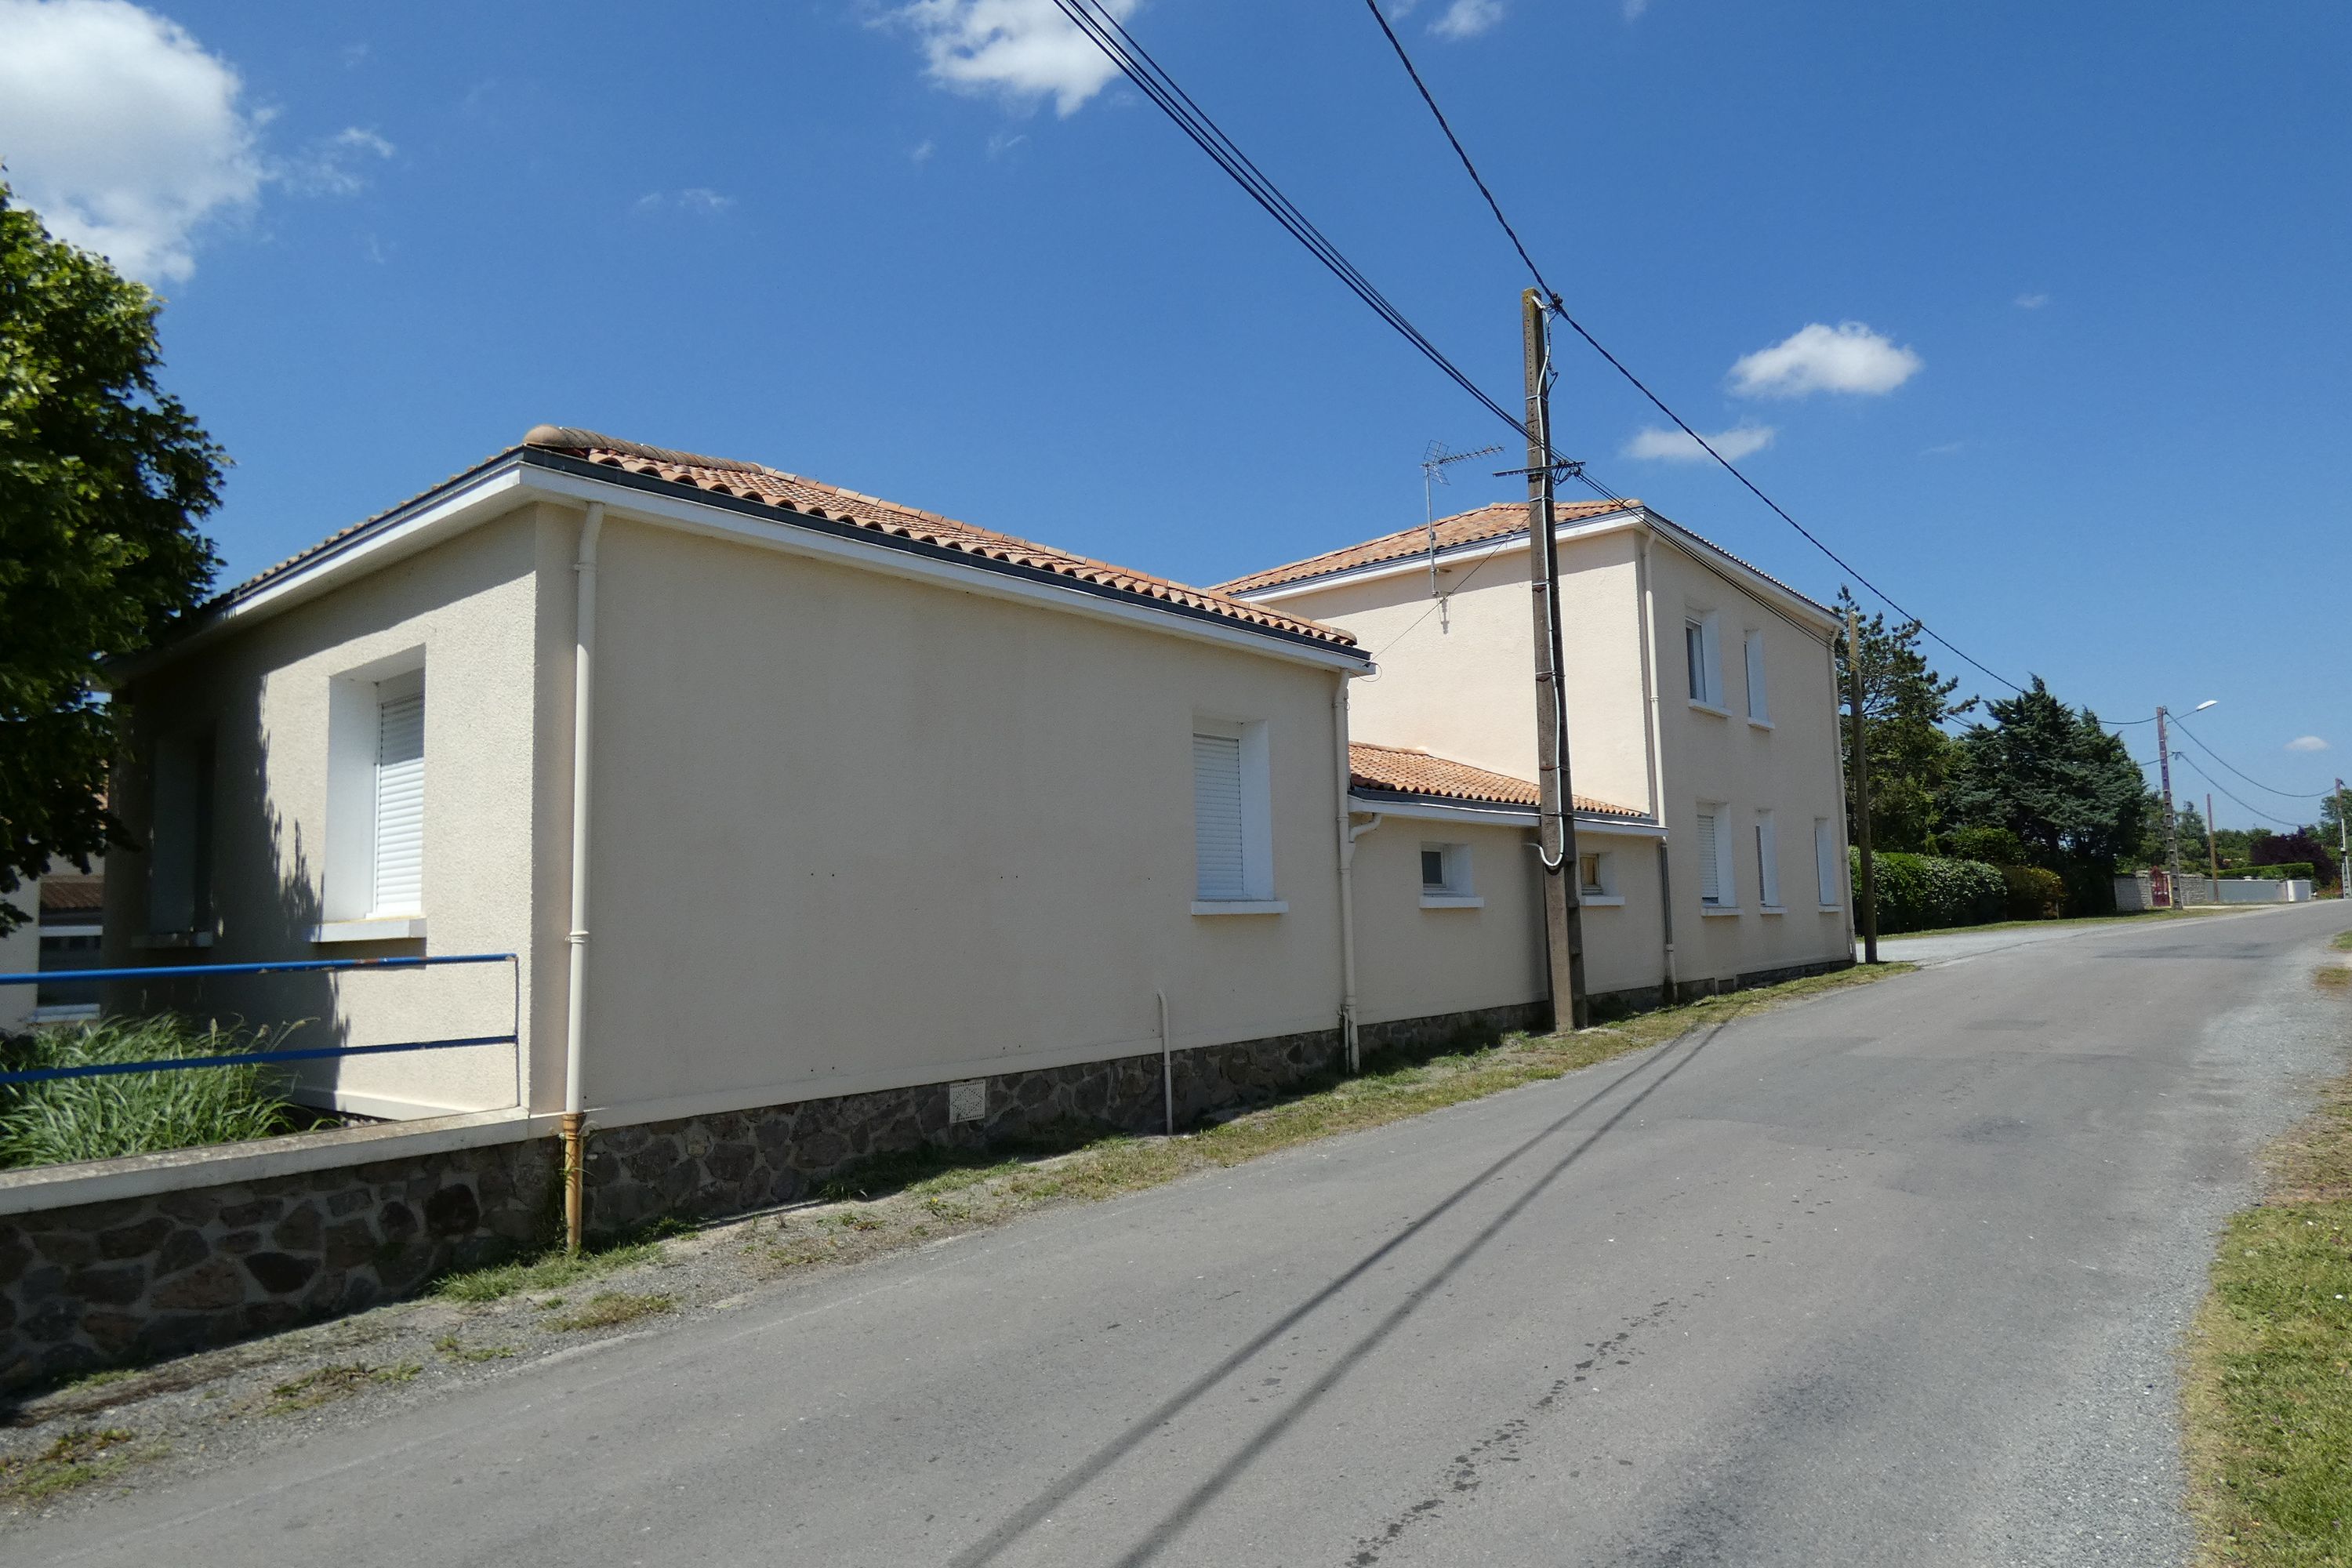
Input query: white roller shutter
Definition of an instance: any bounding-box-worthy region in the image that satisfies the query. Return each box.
[372,689,425,915]
[1755,813,1780,908]
[1697,811,1722,904]
[1815,818,1840,907]
[1192,733,1245,900]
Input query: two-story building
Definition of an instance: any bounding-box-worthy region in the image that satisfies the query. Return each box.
[1219,497,1856,1005]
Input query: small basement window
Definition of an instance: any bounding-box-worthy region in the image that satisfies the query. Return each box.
[1579,851,1618,898]
[1419,842,1480,908]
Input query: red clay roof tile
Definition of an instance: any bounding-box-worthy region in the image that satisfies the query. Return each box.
[1348,742,1645,819]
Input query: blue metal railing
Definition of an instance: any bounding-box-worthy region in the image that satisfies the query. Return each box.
[0,951,520,1090]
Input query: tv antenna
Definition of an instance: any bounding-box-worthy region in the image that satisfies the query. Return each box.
[1421,441,1505,630]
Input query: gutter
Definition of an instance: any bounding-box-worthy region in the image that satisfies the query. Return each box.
[561,500,604,1254]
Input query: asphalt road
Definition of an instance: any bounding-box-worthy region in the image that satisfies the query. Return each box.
[18,902,2351,1567]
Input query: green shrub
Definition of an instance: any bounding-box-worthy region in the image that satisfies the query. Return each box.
[1851,848,2005,934]
[1997,864,2066,920]
[1944,825,2030,865]
[0,1017,302,1171]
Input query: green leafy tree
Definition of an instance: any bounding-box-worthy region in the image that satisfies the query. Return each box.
[0,185,223,932]
[1832,590,1972,853]
[1945,677,2147,911]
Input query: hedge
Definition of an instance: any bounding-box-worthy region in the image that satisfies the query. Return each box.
[1850,848,2006,934]
[1998,864,2066,920]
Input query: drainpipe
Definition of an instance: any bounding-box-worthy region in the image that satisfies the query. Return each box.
[1637,527,1676,1000]
[1332,673,1377,1073]
[562,500,604,1255]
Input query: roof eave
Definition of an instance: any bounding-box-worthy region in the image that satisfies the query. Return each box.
[113,450,1368,684]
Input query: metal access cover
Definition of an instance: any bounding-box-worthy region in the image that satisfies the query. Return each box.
[947,1079,986,1124]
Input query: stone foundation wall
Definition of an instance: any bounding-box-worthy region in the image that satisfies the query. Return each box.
[2,1139,557,1390]
[2,1000,1545,1389]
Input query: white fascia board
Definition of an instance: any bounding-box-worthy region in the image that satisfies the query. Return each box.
[1347,790,1666,837]
[109,463,533,682]
[1238,511,1642,605]
[517,466,1370,674]
[1644,517,1839,632]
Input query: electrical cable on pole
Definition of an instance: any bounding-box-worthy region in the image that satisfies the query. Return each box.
[2169,715,2333,799]
[1521,292,1586,1029]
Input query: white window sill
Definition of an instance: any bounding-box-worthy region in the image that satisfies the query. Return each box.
[1191,900,1287,916]
[134,931,214,950]
[1687,700,1732,719]
[1818,903,1842,913]
[1579,894,1624,906]
[1698,904,1742,917]
[1759,904,1787,916]
[1746,716,1774,731]
[1418,894,1485,909]
[310,916,429,943]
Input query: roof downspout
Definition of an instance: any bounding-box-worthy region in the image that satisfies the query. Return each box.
[1637,525,1676,1000]
[1334,673,1378,1074]
[561,500,604,1255]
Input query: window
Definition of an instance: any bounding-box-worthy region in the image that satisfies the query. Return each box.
[324,655,428,931]
[1684,610,1723,709]
[1696,807,1729,907]
[1578,851,1621,904]
[1192,717,1277,909]
[1744,629,1769,723]
[147,731,215,937]
[1815,818,1842,909]
[1754,810,1781,909]
[372,673,426,916]
[1418,842,1479,908]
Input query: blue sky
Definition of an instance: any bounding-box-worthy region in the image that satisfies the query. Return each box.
[3,0,2346,829]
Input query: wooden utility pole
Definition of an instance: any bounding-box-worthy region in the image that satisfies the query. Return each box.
[2206,793,2220,891]
[1523,289,1587,1030]
[1844,602,1878,963]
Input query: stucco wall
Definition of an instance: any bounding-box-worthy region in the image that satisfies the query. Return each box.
[1347,819,1543,1026]
[1269,524,1656,818]
[573,516,1352,1124]
[1648,539,1853,981]
[104,511,551,1119]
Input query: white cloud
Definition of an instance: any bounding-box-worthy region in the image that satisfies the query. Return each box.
[909,138,936,163]
[634,188,737,216]
[277,126,396,198]
[1431,0,1504,38]
[1729,321,1922,398]
[1624,423,1775,463]
[1921,440,1965,456]
[894,0,1137,117]
[2015,292,2049,310]
[1622,0,1653,17]
[0,2,394,284]
[0,0,263,282]
[2286,735,2329,753]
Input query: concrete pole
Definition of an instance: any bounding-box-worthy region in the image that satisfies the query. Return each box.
[2157,706,2181,908]
[1522,290,1586,1030]
[1844,603,1878,964]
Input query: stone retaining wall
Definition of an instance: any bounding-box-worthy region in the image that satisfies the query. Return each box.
[2,1002,1541,1389]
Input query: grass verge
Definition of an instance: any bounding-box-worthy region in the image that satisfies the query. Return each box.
[433,1239,665,1305]
[2183,1044,2352,1566]
[548,1292,673,1331]
[0,1428,154,1506]
[260,1362,420,1416]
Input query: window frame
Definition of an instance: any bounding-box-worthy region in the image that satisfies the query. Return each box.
[1191,715,1283,914]
[1696,802,1739,913]
[1683,608,1726,713]
[1578,849,1624,906]
[1418,840,1482,909]
[1743,627,1771,725]
[1814,817,1843,910]
[1755,809,1782,911]
[320,648,430,940]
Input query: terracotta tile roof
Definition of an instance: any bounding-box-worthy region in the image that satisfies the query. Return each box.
[1214,499,1633,596]
[38,875,103,917]
[1348,742,1646,820]
[524,429,1357,649]
[201,430,1359,654]
[1214,499,1835,622]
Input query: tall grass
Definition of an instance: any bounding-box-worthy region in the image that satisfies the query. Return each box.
[0,1017,303,1170]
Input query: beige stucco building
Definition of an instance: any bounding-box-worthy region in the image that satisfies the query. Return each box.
[1219,497,1857,1002]
[94,430,1847,1211]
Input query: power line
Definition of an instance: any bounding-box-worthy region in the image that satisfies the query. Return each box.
[1045,0,1535,449]
[2165,749,2307,830]
[2171,714,2332,800]
[1356,2,2024,696]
